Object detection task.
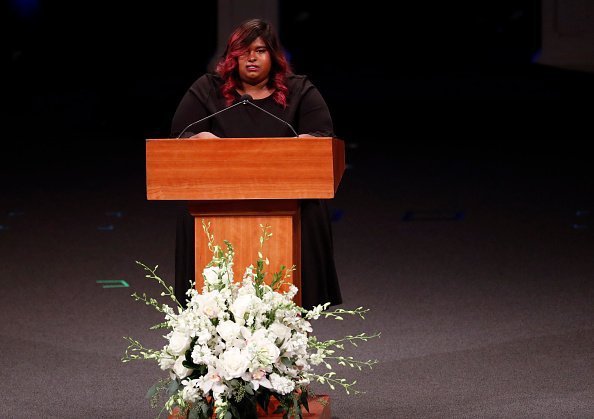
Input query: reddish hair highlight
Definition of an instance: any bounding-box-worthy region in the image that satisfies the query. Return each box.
[215,19,291,107]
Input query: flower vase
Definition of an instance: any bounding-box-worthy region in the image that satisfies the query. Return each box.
[167,395,330,419]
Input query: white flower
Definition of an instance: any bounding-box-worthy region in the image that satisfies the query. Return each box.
[269,372,295,395]
[281,333,308,358]
[196,367,227,397]
[196,328,212,345]
[158,352,175,370]
[217,347,249,380]
[309,349,325,366]
[216,320,241,343]
[197,291,221,318]
[181,379,201,402]
[305,302,330,320]
[125,233,380,416]
[285,285,298,299]
[173,355,193,379]
[230,294,256,324]
[268,322,292,344]
[242,266,254,282]
[191,344,216,366]
[168,331,191,356]
[249,368,272,390]
[202,266,220,287]
[245,329,280,369]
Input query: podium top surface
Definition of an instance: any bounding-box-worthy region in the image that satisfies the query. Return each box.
[146,137,345,200]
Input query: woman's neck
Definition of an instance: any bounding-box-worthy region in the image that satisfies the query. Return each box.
[238,79,273,100]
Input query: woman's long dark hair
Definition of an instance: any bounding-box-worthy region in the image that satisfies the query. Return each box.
[216,19,291,107]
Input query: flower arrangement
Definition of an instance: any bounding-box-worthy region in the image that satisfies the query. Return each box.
[122,222,379,418]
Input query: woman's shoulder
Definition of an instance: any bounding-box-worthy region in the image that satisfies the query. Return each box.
[186,73,224,104]
[286,74,318,95]
[190,73,223,91]
[286,73,312,86]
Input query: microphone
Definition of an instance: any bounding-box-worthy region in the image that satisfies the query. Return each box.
[176,96,248,138]
[176,94,299,138]
[239,94,299,137]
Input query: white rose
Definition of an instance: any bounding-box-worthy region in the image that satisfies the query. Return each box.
[217,347,249,379]
[198,292,221,318]
[203,266,220,287]
[168,331,191,356]
[216,320,241,343]
[230,294,255,323]
[173,355,193,379]
[268,322,292,343]
[246,330,280,368]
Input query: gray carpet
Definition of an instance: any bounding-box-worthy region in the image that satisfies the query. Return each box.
[1,142,592,418]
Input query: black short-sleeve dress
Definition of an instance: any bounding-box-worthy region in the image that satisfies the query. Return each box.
[171,73,342,309]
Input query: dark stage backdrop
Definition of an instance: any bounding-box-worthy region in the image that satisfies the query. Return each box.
[4,1,594,169]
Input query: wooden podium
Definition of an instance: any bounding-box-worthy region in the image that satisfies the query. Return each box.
[146,137,345,305]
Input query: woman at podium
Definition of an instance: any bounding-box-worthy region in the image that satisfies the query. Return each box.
[170,18,342,310]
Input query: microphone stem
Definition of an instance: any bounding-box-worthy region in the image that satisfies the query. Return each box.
[243,101,299,137]
[177,100,245,138]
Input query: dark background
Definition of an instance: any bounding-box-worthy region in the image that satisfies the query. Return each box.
[5,0,594,168]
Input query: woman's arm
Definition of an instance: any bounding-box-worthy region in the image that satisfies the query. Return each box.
[296,82,334,137]
[170,76,216,138]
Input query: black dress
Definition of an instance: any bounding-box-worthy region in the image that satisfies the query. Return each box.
[170,73,342,309]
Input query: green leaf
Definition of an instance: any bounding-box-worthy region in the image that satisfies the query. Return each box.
[257,389,271,413]
[224,412,232,419]
[188,407,199,419]
[145,382,160,399]
[167,379,179,396]
[228,404,240,418]
[293,395,300,417]
[244,382,254,395]
[300,390,310,413]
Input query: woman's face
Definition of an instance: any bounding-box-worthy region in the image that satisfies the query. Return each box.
[237,37,272,86]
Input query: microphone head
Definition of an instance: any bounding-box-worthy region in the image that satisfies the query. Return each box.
[239,94,253,102]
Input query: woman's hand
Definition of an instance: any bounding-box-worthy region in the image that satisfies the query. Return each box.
[191,132,219,139]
